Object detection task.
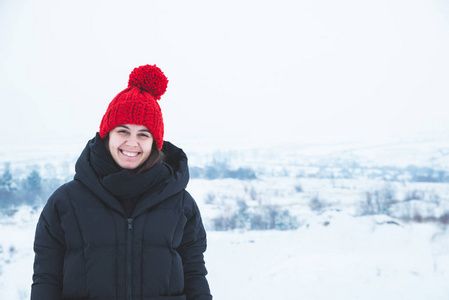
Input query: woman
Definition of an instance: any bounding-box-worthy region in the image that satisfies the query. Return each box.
[31,65,212,300]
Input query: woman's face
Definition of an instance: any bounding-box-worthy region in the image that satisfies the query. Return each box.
[108,124,153,170]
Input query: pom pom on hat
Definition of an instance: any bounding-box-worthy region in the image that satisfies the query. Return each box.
[128,64,168,101]
[99,64,168,149]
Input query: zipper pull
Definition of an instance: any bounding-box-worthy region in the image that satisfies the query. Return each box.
[127,218,133,230]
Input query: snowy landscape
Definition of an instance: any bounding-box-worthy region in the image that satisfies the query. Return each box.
[2,0,449,299]
[1,138,449,300]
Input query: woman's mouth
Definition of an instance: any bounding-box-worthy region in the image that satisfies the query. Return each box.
[120,150,140,157]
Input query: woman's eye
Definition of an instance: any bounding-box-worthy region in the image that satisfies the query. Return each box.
[139,134,150,138]
[118,130,128,134]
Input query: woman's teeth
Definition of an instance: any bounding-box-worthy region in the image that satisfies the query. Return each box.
[121,150,138,157]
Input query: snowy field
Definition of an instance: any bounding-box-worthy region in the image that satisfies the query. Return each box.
[1,206,448,300]
[1,139,449,299]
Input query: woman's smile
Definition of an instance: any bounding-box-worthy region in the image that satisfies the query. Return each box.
[120,149,140,157]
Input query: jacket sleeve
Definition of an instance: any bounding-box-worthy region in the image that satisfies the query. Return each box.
[178,191,212,300]
[31,186,67,300]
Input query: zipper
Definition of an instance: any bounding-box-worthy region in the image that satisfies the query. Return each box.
[126,218,133,300]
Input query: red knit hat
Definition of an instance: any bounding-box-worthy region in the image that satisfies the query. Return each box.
[99,64,168,149]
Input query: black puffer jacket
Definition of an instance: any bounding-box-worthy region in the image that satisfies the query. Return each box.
[31,135,212,300]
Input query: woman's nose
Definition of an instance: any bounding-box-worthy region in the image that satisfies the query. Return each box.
[125,135,138,146]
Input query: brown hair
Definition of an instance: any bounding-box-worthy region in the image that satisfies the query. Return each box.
[134,140,165,174]
[104,136,164,173]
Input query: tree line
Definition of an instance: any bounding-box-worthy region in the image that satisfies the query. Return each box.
[0,162,66,210]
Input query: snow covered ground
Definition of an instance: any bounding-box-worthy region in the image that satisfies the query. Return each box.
[0,206,448,300]
[207,214,449,300]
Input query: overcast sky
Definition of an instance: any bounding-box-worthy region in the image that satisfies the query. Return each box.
[1,0,449,148]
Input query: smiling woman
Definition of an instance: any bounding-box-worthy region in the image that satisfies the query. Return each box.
[30,65,212,300]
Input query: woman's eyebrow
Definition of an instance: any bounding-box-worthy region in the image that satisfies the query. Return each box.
[117,125,130,129]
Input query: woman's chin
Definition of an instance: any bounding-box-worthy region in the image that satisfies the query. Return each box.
[117,160,142,170]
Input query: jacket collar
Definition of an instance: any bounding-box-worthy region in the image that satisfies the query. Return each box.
[74,134,190,218]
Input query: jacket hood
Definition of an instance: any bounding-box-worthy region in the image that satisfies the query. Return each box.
[74,134,190,217]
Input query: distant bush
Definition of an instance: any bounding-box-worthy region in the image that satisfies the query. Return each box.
[204,192,217,205]
[191,160,256,180]
[309,193,325,212]
[358,184,448,225]
[403,189,425,202]
[359,184,397,215]
[0,162,14,192]
[389,189,443,222]
[189,166,203,179]
[244,185,259,202]
[439,213,449,225]
[404,211,449,225]
[294,183,303,193]
[227,167,257,180]
[250,204,298,230]
[212,201,298,231]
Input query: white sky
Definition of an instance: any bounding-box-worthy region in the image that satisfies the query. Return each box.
[1,0,449,148]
